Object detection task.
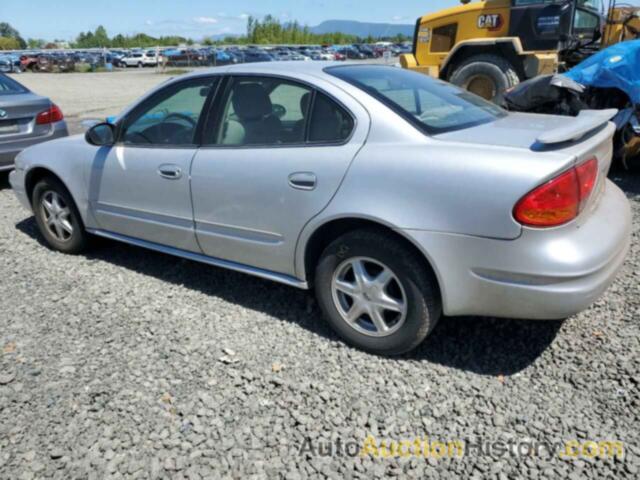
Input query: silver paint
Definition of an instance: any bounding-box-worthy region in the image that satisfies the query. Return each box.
[9,62,632,321]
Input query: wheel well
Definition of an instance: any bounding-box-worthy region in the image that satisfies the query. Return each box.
[303,218,441,295]
[24,168,63,206]
[443,44,525,81]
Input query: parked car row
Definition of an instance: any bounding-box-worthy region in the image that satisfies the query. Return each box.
[0,54,22,73]
[3,42,412,72]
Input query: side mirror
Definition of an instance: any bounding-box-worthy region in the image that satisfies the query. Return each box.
[85,122,116,146]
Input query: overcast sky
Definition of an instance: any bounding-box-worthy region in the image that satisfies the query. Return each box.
[1,0,463,40]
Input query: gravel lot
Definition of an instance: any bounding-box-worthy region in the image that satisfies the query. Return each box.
[0,72,639,479]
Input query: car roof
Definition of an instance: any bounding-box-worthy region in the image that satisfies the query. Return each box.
[183,61,378,80]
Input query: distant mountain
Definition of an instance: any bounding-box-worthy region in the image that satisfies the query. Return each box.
[310,20,414,39]
[210,33,241,41]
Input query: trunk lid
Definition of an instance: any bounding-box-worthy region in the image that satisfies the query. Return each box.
[434,111,616,150]
[435,110,616,229]
[0,93,53,142]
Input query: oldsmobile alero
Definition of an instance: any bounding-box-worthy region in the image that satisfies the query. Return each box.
[9,63,631,355]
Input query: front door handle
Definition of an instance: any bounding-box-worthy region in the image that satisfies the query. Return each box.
[289,172,317,191]
[158,164,183,180]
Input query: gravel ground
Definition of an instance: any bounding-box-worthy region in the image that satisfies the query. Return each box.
[0,166,638,479]
[0,68,639,477]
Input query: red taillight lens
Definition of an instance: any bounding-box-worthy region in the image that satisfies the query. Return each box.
[514,158,598,228]
[35,104,64,125]
[576,157,598,209]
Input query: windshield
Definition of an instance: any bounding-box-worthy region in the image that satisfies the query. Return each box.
[0,74,28,95]
[579,0,603,13]
[513,0,602,11]
[326,65,506,134]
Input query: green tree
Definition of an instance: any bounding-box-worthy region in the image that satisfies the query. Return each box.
[93,25,110,47]
[0,23,26,48]
[27,38,46,49]
[0,37,21,50]
[243,15,358,45]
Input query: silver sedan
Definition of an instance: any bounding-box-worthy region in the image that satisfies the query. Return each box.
[0,73,68,172]
[9,62,631,355]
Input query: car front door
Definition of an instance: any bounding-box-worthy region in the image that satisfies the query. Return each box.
[89,76,218,252]
[190,74,369,277]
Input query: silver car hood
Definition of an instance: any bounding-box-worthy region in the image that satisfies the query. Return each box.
[434,112,613,149]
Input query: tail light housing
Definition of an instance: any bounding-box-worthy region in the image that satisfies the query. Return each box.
[36,104,64,125]
[514,158,598,227]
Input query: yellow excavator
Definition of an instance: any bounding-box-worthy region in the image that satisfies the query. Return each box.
[400,0,640,102]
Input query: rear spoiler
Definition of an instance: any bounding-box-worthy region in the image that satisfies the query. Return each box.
[536,109,618,145]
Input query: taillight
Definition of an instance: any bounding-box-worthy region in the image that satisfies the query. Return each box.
[576,157,598,210]
[514,158,598,227]
[35,104,64,125]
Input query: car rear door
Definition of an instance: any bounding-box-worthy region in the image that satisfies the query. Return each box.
[190,74,369,277]
[89,76,219,252]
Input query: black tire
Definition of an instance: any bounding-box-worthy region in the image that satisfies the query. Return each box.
[32,176,89,254]
[449,54,520,104]
[315,229,441,356]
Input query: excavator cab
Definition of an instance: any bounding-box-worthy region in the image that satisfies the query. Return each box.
[401,0,616,102]
[509,0,603,52]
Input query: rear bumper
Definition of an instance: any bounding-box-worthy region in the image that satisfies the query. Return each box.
[405,180,632,320]
[0,121,69,171]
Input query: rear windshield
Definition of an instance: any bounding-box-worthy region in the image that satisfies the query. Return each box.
[326,65,506,134]
[0,75,28,95]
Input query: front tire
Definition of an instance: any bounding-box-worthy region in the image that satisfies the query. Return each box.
[32,177,88,254]
[449,54,520,104]
[315,229,441,356]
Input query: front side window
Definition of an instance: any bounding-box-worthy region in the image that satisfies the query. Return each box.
[121,77,216,146]
[327,65,505,134]
[574,8,600,31]
[431,24,458,53]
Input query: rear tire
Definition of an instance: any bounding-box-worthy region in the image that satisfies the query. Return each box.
[449,54,520,104]
[315,229,441,356]
[32,176,88,254]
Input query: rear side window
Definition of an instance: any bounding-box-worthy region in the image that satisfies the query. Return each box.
[207,76,354,147]
[308,92,354,143]
[0,75,28,95]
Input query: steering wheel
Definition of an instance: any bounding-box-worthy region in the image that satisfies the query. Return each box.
[162,112,197,128]
[272,104,287,119]
[126,131,153,144]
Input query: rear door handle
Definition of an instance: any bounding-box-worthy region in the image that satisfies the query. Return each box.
[158,164,183,180]
[288,172,317,190]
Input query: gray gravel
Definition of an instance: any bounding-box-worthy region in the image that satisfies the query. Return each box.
[0,168,638,479]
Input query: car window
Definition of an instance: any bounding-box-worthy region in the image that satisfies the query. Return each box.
[121,77,216,147]
[216,76,312,146]
[0,75,28,95]
[326,65,505,134]
[308,92,354,143]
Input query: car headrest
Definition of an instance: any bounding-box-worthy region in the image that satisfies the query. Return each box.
[232,83,272,120]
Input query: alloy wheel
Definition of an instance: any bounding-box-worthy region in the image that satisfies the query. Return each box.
[331,257,408,337]
[40,190,73,242]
